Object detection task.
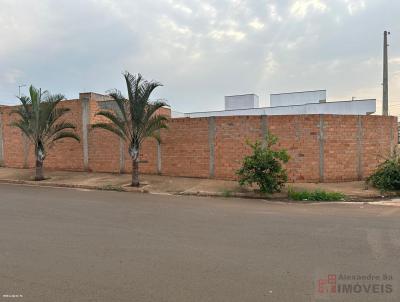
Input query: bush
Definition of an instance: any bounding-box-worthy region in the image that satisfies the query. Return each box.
[288,188,345,202]
[367,153,400,191]
[237,133,289,194]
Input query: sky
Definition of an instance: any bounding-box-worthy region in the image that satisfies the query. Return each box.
[0,0,399,114]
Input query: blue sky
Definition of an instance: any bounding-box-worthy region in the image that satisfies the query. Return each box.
[0,0,399,114]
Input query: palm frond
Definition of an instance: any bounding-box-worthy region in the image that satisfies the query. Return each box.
[92,123,125,139]
[107,89,129,123]
[44,93,65,104]
[46,122,78,143]
[142,101,168,124]
[51,131,81,143]
[9,121,33,140]
[95,110,127,137]
[141,115,168,143]
[43,107,71,134]
[10,84,80,157]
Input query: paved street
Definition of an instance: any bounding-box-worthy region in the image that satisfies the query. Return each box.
[0,184,399,302]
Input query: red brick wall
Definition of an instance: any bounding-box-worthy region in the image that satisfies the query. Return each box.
[269,115,321,182]
[161,118,210,178]
[214,116,261,179]
[44,100,84,171]
[1,106,35,168]
[0,97,397,183]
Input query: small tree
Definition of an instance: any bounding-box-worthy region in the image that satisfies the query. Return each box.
[367,150,400,191]
[237,133,290,194]
[10,85,80,180]
[92,72,168,187]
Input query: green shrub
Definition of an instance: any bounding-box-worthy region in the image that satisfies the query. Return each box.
[367,153,400,191]
[101,184,125,192]
[237,133,290,194]
[221,189,233,197]
[288,188,345,202]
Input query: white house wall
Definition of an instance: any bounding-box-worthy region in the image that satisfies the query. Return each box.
[182,99,376,118]
[270,90,327,107]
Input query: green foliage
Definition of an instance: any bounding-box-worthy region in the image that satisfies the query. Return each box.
[11,86,80,152]
[92,72,168,159]
[10,85,80,180]
[101,184,125,192]
[367,153,400,191]
[288,188,345,202]
[236,133,290,194]
[92,72,168,186]
[221,189,233,197]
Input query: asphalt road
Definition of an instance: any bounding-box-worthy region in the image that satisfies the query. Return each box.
[0,184,399,302]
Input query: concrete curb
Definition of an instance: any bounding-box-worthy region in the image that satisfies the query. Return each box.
[0,179,148,193]
[176,190,392,203]
[1,178,399,206]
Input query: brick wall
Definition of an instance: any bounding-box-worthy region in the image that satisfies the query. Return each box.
[0,96,397,183]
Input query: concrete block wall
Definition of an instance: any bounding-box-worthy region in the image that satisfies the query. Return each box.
[0,96,397,183]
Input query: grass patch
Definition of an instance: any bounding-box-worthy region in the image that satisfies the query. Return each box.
[221,189,233,197]
[288,188,345,202]
[100,184,125,192]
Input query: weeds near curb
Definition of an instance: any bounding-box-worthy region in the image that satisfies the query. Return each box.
[100,184,125,192]
[288,188,345,202]
[221,189,233,197]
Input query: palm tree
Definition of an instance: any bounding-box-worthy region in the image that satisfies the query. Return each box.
[10,85,80,180]
[92,72,168,187]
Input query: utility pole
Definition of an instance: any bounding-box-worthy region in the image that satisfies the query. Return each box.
[382,30,390,116]
[18,84,26,98]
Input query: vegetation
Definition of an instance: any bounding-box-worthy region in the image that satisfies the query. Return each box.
[10,85,80,180]
[221,189,233,197]
[101,184,125,192]
[367,152,400,191]
[92,72,168,187]
[288,188,345,202]
[237,133,290,194]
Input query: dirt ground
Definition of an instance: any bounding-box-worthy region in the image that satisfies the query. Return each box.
[0,167,386,200]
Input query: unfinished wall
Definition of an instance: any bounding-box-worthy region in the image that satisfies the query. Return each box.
[0,96,397,183]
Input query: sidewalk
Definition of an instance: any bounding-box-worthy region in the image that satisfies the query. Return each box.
[0,167,393,202]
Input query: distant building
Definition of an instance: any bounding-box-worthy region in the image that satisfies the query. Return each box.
[176,90,376,118]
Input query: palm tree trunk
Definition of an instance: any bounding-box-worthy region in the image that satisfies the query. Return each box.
[131,159,139,187]
[35,158,44,181]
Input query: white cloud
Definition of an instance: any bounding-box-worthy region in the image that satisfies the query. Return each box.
[264,52,278,75]
[249,18,265,30]
[1,69,23,84]
[345,0,366,15]
[0,0,399,113]
[168,0,193,15]
[290,0,328,18]
[200,3,217,18]
[159,16,192,35]
[209,30,246,42]
[269,4,283,22]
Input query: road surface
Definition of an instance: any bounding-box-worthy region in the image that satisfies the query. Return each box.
[0,184,399,301]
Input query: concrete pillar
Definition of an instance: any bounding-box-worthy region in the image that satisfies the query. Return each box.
[383,30,389,116]
[208,117,216,178]
[261,115,268,147]
[81,97,90,171]
[390,118,395,156]
[157,140,162,174]
[23,134,29,168]
[356,116,363,180]
[318,115,325,182]
[119,137,125,174]
[0,111,4,166]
